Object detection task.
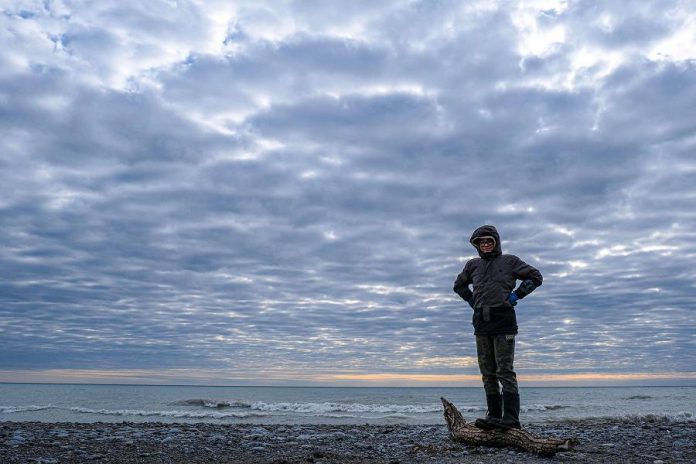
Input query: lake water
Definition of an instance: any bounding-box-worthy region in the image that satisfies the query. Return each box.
[1,384,693,425]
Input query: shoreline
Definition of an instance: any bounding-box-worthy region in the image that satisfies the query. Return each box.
[2,417,695,463]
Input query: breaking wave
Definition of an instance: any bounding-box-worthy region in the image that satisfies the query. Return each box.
[3,400,691,423]
[172,399,442,415]
[170,399,250,409]
[403,403,568,413]
[69,407,267,419]
[249,401,442,414]
[168,399,571,416]
[522,404,569,412]
[0,405,52,413]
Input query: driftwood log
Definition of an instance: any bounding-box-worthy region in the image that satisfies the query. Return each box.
[441,397,572,457]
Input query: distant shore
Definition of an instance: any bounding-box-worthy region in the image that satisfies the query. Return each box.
[2,417,695,463]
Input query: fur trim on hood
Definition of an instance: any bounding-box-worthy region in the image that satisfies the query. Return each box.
[470,225,502,259]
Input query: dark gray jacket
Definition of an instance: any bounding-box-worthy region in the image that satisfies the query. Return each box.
[453,225,542,335]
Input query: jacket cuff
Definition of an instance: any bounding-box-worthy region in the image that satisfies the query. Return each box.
[514,280,537,299]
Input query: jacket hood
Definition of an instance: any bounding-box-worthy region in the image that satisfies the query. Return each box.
[469,224,502,259]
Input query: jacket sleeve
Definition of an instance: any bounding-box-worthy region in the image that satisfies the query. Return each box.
[453,263,474,307]
[511,256,542,299]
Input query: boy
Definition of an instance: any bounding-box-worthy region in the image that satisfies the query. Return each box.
[453,225,542,430]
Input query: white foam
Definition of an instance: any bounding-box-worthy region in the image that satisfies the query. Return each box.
[461,405,487,412]
[247,401,442,415]
[674,411,694,421]
[171,399,237,409]
[522,404,568,412]
[620,412,695,423]
[0,405,52,413]
[68,407,267,419]
[446,403,567,414]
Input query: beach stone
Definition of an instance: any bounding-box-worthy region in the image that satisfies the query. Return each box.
[672,438,692,447]
[244,440,267,448]
[6,431,27,446]
[328,431,348,440]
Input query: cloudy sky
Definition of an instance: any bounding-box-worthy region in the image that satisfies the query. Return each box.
[1,0,695,386]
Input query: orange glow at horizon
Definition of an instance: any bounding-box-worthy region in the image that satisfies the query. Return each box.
[1,369,695,385]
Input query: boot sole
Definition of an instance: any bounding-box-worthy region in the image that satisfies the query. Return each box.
[474,418,499,430]
[494,423,522,430]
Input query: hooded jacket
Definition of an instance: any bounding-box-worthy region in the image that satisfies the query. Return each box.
[453,225,543,335]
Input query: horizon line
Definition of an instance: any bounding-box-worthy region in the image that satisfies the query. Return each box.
[1,381,696,388]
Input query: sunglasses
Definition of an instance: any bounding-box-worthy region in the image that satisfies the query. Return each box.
[476,237,495,246]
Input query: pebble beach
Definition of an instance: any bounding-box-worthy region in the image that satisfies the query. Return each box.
[2,416,695,463]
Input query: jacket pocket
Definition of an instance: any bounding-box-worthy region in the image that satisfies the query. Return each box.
[472,309,481,327]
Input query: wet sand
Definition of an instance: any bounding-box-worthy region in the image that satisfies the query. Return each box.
[2,417,695,463]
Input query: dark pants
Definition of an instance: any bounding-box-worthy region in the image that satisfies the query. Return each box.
[476,334,518,395]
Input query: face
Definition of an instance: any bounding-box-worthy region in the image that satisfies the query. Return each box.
[477,237,495,253]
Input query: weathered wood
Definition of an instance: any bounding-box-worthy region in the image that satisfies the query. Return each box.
[441,397,572,457]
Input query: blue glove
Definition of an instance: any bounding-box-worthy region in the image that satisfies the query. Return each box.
[507,292,518,306]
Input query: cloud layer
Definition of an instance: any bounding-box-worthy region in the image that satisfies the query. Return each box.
[1,0,695,384]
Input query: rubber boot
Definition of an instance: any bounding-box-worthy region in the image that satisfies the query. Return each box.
[474,393,503,430]
[494,392,521,430]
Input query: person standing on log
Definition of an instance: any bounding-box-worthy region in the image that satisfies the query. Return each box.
[453,225,543,430]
